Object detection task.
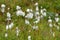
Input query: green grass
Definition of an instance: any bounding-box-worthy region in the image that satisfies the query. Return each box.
[0,0,60,40]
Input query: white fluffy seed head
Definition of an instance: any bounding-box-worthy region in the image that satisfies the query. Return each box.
[16,27,18,30]
[30,9,33,12]
[40,15,43,18]
[25,19,30,25]
[16,10,25,16]
[16,10,20,16]
[36,6,39,11]
[34,18,40,24]
[32,25,38,30]
[5,33,8,37]
[9,24,12,29]
[56,26,59,30]
[28,35,31,39]
[16,5,21,10]
[49,23,53,27]
[7,12,11,18]
[48,19,52,23]
[55,13,58,17]
[41,6,43,9]
[32,26,36,29]
[1,4,6,8]
[10,22,14,27]
[16,27,20,36]
[26,9,30,12]
[35,2,38,6]
[8,8,10,10]
[25,13,33,19]
[53,23,57,27]
[6,25,9,30]
[35,26,38,30]
[42,12,46,16]
[1,8,5,13]
[8,22,14,29]
[55,17,59,22]
[48,16,51,19]
[43,8,46,12]
[53,32,55,37]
